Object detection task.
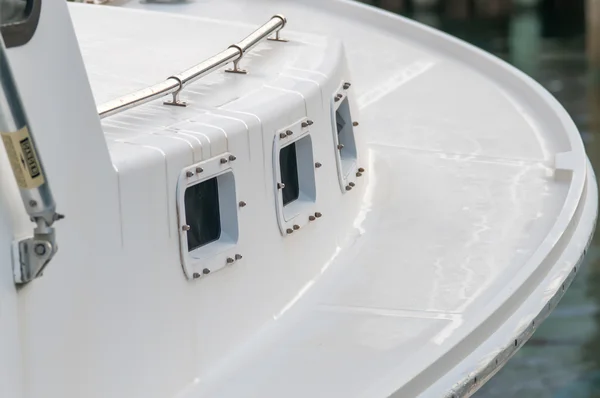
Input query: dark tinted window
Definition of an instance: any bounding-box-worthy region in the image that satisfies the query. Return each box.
[335,97,358,177]
[336,109,346,136]
[336,98,357,161]
[184,177,221,251]
[279,142,300,206]
[1,0,40,48]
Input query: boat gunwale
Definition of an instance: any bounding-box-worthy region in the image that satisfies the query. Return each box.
[70,2,597,396]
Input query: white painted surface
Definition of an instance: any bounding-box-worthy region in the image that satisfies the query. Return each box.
[0,153,23,398]
[0,0,595,397]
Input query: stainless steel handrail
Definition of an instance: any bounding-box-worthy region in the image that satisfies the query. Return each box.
[98,14,287,119]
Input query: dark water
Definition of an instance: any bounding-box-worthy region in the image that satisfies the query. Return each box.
[359,0,600,396]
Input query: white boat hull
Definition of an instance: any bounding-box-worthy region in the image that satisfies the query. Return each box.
[0,1,596,397]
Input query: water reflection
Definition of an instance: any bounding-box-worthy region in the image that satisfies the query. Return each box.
[359,0,600,396]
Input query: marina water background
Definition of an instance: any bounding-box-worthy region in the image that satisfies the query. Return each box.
[358,0,600,396]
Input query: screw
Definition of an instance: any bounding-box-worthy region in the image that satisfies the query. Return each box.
[186,171,194,178]
[277,182,285,189]
[239,201,247,208]
[286,228,294,234]
[301,122,309,128]
[34,244,46,256]
[353,121,359,127]
[220,158,228,164]
[182,225,191,231]
[334,97,340,102]
[309,215,316,221]
[54,213,65,221]
[203,268,211,275]
[226,257,235,264]
[336,94,343,100]
[349,182,355,187]
[315,162,322,168]
[286,130,293,136]
[315,212,322,218]
[193,272,201,279]
[293,224,300,230]
[358,167,365,173]
[279,132,287,139]
[343,82,351,90]
[356,172,363,177]
[306,120,314,126]
[345,186,352,191]
[228,155,237,162]
[235,254,243,260]
[29,200,37,208]
[196,167,204,173]
[337,144,344,150]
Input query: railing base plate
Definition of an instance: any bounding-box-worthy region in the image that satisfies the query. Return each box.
[163,100,187,107]
[225,68,248,74]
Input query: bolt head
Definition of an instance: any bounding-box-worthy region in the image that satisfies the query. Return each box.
[182,225,191,231]
[293,224,300,230]
[343,82,352,90]
[301,122,308,128]
[334,97,340,102]
[307,120,314,126]
[286,228,294,234]
[186,171,194,178]
[279,132,287,139]
[235,254,243,260]
[358,167,365,173]
[196,167,204,173]
[356,172,363,177]
[228,155,237,161]
[277,182,285,189]
[349,182,355,187]
[315,212,322,218]
[346,186,352,191]
[315,162,322,168]
[193,272,201,279]
[309,215,316,221]
[353,121,359,127]
[286,130,293,136]
[220,158,228,164]
[239,201,247,208]
[337,144,345,150]
[226,257,235,264]
[34,244,46,256]
[203,268,211,274]
[29,200,37,208]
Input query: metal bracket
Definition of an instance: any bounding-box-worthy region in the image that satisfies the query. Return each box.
[163,92,187,107]
[225,45,247,74]
[13,233,57,284]
[163,77,187,107]
[268,14,288,42]
[268,29,288,43]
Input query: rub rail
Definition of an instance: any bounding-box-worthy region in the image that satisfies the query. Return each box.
[97,14,287,119]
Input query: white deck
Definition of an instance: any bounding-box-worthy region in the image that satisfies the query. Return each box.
[0,1,594,397]
[76,2,595,395]
[74,1,595,397]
